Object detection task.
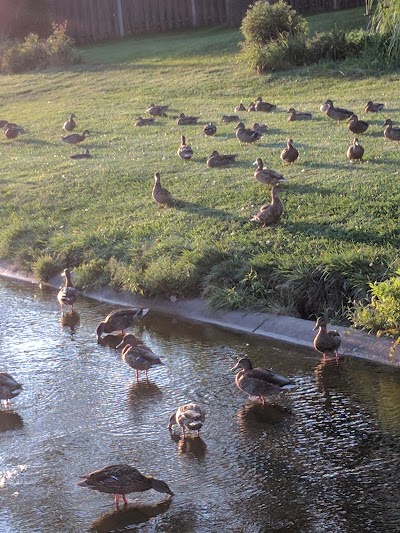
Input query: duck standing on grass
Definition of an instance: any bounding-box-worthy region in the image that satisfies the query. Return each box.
[348,114,369,135]
[254,96,276,112]
[146,103,168,117]
[383,118,400,144]
[235,122,263,144]
[313,317,341,359]
[57,268,78,313]
[280,138,299,164]
[78,464,174,507]
[62,130,90,144]
[152,172,173,206]
[253,158,286,186]
[251,185,284,227]
[322,100,353,123]
[347,137,364,162]
[177,135,193,160]
[168,403,206,438]
[96,308,149,340]
[63,113,76,132]
[0,372,23,408]
[230,357,296,404]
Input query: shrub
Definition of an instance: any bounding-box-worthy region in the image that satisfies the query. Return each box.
[33,254,61,282]
[45,22,81,66]
[74,258,112,291]
[309,28,366,63]
[366,0,400,66]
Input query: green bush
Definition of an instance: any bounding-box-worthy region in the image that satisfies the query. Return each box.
[309,28,366,63]
[33,254,61,282]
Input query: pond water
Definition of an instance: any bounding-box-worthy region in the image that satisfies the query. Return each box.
[0,277,399,533]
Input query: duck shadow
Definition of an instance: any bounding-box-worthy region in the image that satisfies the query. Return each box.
[127,381,163,403]
[90,498,172,532]
[10,138,56,147]
[172,199,247,225]
[60,310,80,331]
[0,410,24,432]
[169,432,207,458]
[305,161,350,171]
[97,334,124,350]
[237,402,291,428]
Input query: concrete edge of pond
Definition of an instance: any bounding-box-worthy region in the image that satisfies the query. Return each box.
[1,260,399,368]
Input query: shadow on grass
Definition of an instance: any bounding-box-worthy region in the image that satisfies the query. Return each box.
[173,198,248,224]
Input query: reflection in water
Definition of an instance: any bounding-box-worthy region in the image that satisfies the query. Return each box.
[237,402,290,432]
[0,410,23,432]
[97,334,124,349]
[60,310,80,331]
[127,381,163,403]
[169,432,207,458]
[90,498,172,532]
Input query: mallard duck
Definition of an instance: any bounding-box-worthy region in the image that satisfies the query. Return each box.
[62,130,90,144]
[0,372,23,407]
[221,115,239,123]
[247,102,256,112]
[177,135,193,160]
[135,116,155,126]
[230,357,295,403]
[63,113,76,132]
[235,122,263,144]
[203,122,217,136]
[253,158,286,185]
[287,108,312,121]
[255,97,276,113]
[251,185,284,226]
[348,114,369,134]
[347,137,364,162]
[383,118,400,143]
[152,172,173,206]
[176,113,199,125]
[146,104,168,117]
[252,122,268,134]
[70,148,92,159]
[207,150,237,168]
[116,334,163,381]
[96,308,149,339]
[4,125,19,140]
[57,268,78,313]
[234,102,247,112]
[78,464,174,506]
[364,100,385,113]
[280,138,299,164]
[322,100,353,122]
[168,403,206,437]
[313,317,341,358]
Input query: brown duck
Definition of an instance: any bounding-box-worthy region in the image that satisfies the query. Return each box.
[383,118,400,143]
[176,113,199,125]
[57,268,78,313]
[78,464,173,507]
[168,403,206,438]
[70,148,92,160]
[207,150,237,168]
[280,138,299,164]
[135,116,155,126]
[364,101,385,113]
[152,172,173,206]
[235,122,263,144]
[62,130,90,144]
[313,317,341,358]
[177,135,193,160]
[347,137,364,162]
[252,122,268,134]
[63,113,76,132]
[251,185,284,226]
[96,308,149,339]
[146,104,168,117]
[0,372,23,407]
[323,100,353,122]
[287,108,312,121]
[253,158,286,185]
[221,115,239,123]
[234,102,247,112]
[255,96,276,112]
[203,122,217,136]
[116,334,163,381]
[4,125,19,140]
[348,114,369,134]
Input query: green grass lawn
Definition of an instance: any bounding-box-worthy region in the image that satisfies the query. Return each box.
[0,7,399,323]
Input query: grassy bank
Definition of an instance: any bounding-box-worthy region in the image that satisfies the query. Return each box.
[0,8,399,323]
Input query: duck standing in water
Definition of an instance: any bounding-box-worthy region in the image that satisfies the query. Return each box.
[78,464,174,507]
[116,334,163,381]
[231,358,295,404]
[57,268,78,313]
[168,403,206,438]
[0,372,23,408]
[96,308,149,340]
[313,317,341,359]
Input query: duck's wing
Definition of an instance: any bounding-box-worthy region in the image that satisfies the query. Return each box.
[249,368,294,387]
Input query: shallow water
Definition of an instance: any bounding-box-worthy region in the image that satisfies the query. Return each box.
[0,277,399,533]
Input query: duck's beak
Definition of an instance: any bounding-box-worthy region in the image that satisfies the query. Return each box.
[115,340,124,349]
[313,324,319,330]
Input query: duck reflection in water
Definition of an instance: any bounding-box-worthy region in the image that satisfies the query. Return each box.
[169,431,207,458]
[0,410,24,432]
[60,310,80,331]
[90,498,172,532]
[128,381,162,404]
[314,355,343,411]
[237,402,290,434]
[97,333,124,349]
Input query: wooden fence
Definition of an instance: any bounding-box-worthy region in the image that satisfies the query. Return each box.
[50,0,366,44]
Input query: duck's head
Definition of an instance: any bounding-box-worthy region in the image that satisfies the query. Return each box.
[235,122,245,130]
[253,157,263,167]
[69,113,76,119]
[150,478,174,496]
[348,114,358,121]
[383,118,392,127]
[353,137,360,145]
[256,96,263,102]
[116,334,141,350]
[209,150,219,157]
[230,357,253,372]
[154,172,161,182]
[313,316,328,330]
[82,130,90,136]
[324,99,333,107]
[181,135,186,144]
[286,108,296,113]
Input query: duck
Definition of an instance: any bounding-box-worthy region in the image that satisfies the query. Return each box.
[207,150,237,168]
[77,464,174,507]
[348,114,369,134]
[70,148,92,159]
[0,119,9,129]
[4,124,19,140]
[168,403,206,438]
[221,114,239,123]
[347,137,364,162]
[0,372,23,407]
[383,118,400,143]
[280,138,299,164]
[251,185,284,226]
[322,100,354,122]
[234,102,247,112]
[57,268,78,313]
[230,357,295,403]
[135,116,155,126]
[146,104,168,117]
[63,113,76,132]
[176,113,199,125]
[313,316,341,358]
[235,122,263,144]
[253,158,286,185]
[116,334,163,381]
[247,102,256,112]
[177,135,193,160]
[287,108,312,121]
[62,130,90,144]
[364,100,385,113]
[152,172,173,206]
[254,96,276,112]
[252,122,268,134]
[96,308,149,339]
[203,122,217,136]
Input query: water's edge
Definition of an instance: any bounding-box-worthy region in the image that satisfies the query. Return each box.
[1,260,398,367]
